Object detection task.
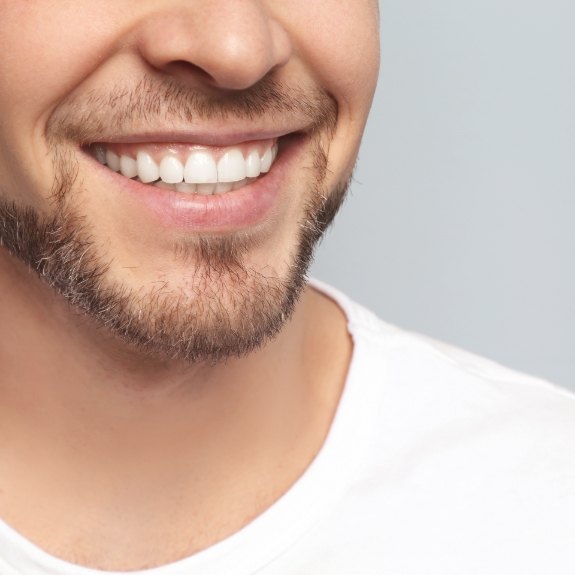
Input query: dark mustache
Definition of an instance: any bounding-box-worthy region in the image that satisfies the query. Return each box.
[47,75,337,145]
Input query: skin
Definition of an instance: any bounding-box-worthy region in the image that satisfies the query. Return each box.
[0,0,379,570]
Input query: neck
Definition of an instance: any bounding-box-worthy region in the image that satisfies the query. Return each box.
[0,251,351,570]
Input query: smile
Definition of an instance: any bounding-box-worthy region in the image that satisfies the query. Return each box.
[83,133,305,232]
[90,139,279,195]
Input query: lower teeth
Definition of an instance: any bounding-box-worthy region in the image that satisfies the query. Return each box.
[145,178,254,194]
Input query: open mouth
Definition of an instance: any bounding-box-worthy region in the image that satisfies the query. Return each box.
[88,139,279,195]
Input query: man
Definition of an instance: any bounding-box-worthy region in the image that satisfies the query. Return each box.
[0,1,573,574]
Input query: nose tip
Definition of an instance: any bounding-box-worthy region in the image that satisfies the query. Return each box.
[136,2,292,91]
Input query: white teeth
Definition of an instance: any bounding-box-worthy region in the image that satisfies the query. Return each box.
[184,151,218,184]
[101,142,278,194]
[175,182,197,194]
[94,145,107,165]
[245,150,261,178]
[159,156,184,184]
[137,151,160,184]
[260,147,273,173]
[120,155,138,178]
[197,183,216,195]
[106,150,121,172]
[215,181,234,194]
[232,178,249,190]
[217,149,246,183]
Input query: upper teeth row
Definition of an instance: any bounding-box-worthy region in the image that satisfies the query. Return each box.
[94,144,278,185]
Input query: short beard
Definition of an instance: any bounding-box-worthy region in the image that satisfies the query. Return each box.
[0,79,348,364]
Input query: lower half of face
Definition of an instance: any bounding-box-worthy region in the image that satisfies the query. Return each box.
[0,1,379,363]
[0,96,350,363]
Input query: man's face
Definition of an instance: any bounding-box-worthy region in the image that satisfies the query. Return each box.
[0,0,379,362]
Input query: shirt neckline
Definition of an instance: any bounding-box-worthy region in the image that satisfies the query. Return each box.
[0,279,388,575]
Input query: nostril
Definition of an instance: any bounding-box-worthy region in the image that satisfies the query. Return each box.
[163,60,215,84]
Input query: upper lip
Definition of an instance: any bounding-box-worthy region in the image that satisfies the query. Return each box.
[87,126,305,148]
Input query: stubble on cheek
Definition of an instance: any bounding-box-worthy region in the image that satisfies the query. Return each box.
[0,76,349,364]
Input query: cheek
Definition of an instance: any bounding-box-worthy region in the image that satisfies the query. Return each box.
[280,1,380,113]
[0,3,124,130]
[0,2,124,203]
[281,2,380,181]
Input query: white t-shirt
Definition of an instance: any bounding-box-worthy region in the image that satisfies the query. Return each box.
[1,280,575,575]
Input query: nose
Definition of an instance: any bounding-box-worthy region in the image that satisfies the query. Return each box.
[135,0,292,91]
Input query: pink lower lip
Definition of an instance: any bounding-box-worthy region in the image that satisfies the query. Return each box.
[92,137,301,232]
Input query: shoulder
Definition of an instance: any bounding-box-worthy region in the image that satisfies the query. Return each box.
[310,280,575,571]
[350,295,575,462]
[311,278,575,412]
[310,278,575,474]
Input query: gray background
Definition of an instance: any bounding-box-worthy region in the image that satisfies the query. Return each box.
[311,0,575,390]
